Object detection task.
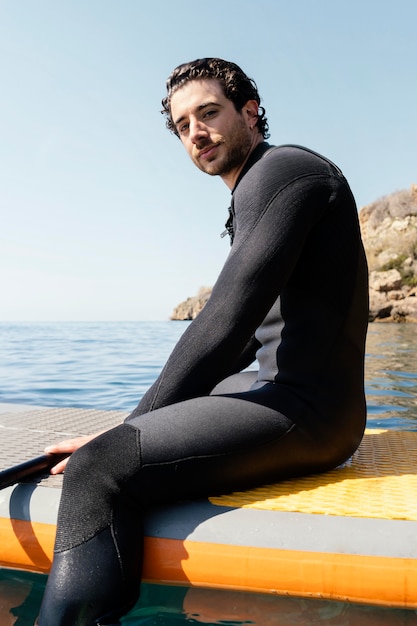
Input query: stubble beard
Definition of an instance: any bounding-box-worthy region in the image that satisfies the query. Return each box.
[193,115,253,177]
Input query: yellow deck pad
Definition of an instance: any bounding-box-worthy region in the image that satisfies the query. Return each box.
[210,429,417,520]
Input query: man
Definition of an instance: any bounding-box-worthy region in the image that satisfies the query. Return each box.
[37,58,369,625]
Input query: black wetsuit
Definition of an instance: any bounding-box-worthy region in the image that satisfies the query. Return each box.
[37,144,369,626]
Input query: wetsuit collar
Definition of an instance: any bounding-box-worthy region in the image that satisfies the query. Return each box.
[222,143,273,245]
[231,142,272,193]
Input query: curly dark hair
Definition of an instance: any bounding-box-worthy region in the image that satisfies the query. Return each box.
[161,58,269,139]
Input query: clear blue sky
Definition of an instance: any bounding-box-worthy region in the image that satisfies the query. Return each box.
[1,0,416,321]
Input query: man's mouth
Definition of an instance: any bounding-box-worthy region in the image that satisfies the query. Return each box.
[198,143,219,160]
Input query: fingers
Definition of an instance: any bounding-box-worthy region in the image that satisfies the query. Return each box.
[44,435,91,475]
[45,431,105,455]
[49,456,71,475]
[45,435,92,455]
[43,430,109,475]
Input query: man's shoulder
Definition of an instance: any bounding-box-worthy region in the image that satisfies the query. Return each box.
[233,142,345,202]
[262,144,343,176]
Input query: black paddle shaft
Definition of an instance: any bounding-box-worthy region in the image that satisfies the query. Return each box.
[0,453,70,490]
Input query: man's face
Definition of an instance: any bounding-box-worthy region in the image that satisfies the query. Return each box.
[170,79,256,185]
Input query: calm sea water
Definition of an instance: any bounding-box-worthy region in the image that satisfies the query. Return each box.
[1,320,417,625]
[0,321,191,413]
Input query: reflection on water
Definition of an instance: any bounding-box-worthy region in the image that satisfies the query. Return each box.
[127,585,417,625]
[366,323,417,431]
[1,571,417,626]
[0,570,46,626]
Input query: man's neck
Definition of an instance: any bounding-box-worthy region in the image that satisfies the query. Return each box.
[220,134,264,190]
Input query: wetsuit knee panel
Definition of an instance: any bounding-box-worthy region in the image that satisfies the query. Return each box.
[55,423,141,551]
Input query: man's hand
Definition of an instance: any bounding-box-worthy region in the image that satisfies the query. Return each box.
[45,431,107,474]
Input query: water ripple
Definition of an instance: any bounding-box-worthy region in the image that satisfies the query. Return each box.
[365,322,417,430]
[2,321,417,430]
[0,321,190,412]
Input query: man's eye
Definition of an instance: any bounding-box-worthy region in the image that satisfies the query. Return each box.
[179,123,189,133]
[204,110,216,118]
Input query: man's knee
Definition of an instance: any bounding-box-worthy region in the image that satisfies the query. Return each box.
[55,424,141,550]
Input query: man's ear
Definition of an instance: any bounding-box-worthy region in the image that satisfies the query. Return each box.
[243,100,259,129]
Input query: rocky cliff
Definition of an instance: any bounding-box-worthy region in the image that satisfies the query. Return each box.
[171,183,417,322]
[361,183,417,321]
[170,286,212,321]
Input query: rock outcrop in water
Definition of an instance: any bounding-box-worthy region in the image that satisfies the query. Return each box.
[171,184,417,322]
[170,286,212,321]
[361,184,417,321]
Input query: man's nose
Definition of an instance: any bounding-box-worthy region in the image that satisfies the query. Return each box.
[189,118,208,144]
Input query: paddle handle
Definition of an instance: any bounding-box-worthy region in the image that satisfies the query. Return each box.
[0,453,70,489]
